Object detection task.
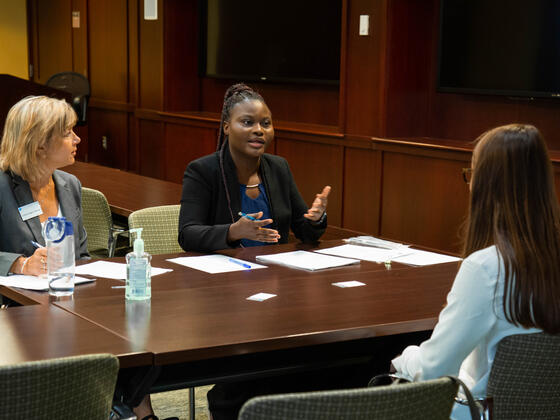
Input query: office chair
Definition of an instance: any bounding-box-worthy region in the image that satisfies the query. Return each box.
[0,353,118,420]
[485,332,560,419]
[238,377,460,420]
[128,205,183,255]
[81,187,125,258]
[45,71,90,125]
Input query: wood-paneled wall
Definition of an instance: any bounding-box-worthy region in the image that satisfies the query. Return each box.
[26,0,560,253]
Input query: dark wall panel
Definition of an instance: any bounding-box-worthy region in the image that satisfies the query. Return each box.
[88,108,129,169]
[138,0,163,110]
[164,123,217,183]
[88,0,129,102]
[343,147,381,235]
[380,151,470,253]
[32,0,73,83]
[138,119,165,178]
[343,0,387,136]
[276,138,343,226]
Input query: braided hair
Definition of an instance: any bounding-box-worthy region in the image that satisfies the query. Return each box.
[217,84,266,224]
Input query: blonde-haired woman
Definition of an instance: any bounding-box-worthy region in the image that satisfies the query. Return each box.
[0,95,89,277]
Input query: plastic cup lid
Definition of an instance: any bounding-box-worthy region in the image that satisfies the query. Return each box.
[43,217,67,243]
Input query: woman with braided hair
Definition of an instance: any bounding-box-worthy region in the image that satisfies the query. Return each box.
[178,83,330,252]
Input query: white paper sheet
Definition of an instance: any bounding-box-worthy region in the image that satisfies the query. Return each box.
[0,275,95,291]
[391,249,461,266]
[166,254,267,274]
[246,292,276,301]
[256,250,360,271]
[315,244,412,263]
[332,280,366,288]
[74,260,172,279]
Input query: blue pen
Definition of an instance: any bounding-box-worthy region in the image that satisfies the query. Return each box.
[229,258,252,269]
[31,240,44,248]
[238,211,258,221]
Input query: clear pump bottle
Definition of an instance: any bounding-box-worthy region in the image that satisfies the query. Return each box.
[125,228,151,300]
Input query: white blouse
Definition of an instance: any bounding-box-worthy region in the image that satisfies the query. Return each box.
[392,245,540,420]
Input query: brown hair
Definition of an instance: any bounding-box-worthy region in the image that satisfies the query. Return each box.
[0,96,77,183]
[463,124,560,333]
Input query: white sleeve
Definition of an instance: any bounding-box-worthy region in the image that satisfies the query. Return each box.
[392,257,497,380]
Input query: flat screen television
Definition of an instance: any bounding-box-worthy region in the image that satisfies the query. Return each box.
[438,0,560,98]
[200,0,342,85]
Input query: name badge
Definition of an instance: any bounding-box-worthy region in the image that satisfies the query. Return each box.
[18,201,43,221]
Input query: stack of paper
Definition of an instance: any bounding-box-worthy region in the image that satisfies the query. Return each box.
[316,244,461,266]
[315,244,410,263]
[343,236,408,250]
[256,250,359,271]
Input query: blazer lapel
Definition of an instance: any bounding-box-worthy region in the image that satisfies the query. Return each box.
[10,172,44,243]
[223,147,242,214]
[53,171,79,234]
[259,156,279,230]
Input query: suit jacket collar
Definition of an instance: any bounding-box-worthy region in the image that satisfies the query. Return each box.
[221,146,279,226]
[9,171,43,243]
[9,170,73,245]
[53,171,75,226]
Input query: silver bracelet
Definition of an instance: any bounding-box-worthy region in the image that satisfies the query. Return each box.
[20,257,31,274]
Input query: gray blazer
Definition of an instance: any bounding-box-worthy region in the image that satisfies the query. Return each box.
[0,170,89,275]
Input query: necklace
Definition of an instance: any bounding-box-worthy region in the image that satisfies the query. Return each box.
[246,183,260,188]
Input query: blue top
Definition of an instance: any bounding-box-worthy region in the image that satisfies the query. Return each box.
[240,184,272,247]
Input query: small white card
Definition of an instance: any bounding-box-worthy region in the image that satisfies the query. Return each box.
[18,201,42,221]
[332,281,366,288]
[246,292,276,302]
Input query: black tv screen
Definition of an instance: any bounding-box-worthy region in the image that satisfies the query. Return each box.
[438,0,560,98]
[201,0,342,85]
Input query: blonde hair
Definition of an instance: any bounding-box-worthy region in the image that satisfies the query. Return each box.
[0,96,77,183]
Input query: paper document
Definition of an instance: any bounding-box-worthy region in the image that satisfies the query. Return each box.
[332,280,366,288]
[0,275,94,291]
[315,244,412,263]
[167,254,266,274]
[256,250,360,271]
[343,236,408,250]
[75,261,172,279]
[392,249,461,266]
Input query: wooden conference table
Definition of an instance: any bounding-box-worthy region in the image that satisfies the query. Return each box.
[63,161,183,218]
[1,235,459,405]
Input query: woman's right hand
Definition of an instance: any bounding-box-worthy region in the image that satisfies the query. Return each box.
[227,211,280,243]
[11,247,48,276]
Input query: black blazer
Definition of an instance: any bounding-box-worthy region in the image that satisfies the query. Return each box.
[178,148,326,252]
[0,170,89,275]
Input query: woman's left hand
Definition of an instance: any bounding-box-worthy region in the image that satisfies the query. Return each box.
[304,185,331,222]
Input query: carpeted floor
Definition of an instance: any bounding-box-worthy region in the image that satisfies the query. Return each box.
[151,385,212,420]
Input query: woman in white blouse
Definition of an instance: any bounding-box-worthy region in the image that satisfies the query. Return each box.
[392,124,560,420]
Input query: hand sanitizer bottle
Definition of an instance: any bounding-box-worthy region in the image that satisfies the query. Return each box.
[126,228,151,300]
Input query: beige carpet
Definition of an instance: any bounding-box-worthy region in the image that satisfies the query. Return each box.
[151,385,212,420]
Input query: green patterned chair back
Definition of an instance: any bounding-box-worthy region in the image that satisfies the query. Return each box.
[238,377,458,420]
[487,332,560,419]
[128,205,183,255]
[81,187,114,258]
[0,353,118,420]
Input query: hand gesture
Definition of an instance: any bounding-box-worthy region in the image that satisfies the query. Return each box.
[228,211,281,243]
[304,185,331,222]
